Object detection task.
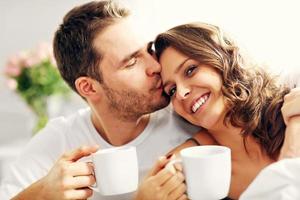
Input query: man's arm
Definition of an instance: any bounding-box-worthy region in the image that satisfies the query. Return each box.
[11,145,98,200]
[11,178,47,200]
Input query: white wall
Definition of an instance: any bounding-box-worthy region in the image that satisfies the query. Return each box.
[0,0,91,142]
[0,0,299,170]
[0,0,91,178]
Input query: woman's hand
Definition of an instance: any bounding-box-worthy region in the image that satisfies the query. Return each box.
[279,88,300,159]
[279,116,300,160]
[134,156,187,200]
[281,87,300,125]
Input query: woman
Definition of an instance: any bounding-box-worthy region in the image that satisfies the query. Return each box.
[151,22,300,199]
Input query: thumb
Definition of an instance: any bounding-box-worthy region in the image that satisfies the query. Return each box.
[61,145,99,162]
[147,156,169,177]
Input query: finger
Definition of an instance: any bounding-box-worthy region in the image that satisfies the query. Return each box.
[165,154,180,175]
[168,183,187,200]
[161,172,185,195]
[68,162,94,176]
[177,194,188,200]
[62,145,99,162]
[174,163,183,172]
[151,167,175,186]
[147,156,169,177]
[282,99,300,123]
[63,188,93,199]
[284,88,300,102]
[165,162,177,175]
[68,175,96,189]
[290,87,300,95]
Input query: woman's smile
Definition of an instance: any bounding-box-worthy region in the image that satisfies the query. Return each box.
[191,92,210,113]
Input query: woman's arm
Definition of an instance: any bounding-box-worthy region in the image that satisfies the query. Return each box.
[166,130,218,157]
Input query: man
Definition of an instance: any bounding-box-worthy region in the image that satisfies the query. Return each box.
[0,1,199,199]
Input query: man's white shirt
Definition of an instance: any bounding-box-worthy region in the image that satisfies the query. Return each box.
[0,107,199,200]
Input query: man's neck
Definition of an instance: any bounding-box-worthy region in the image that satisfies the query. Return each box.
[91,110,150,146]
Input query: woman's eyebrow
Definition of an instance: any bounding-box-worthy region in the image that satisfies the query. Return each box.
[175,58,191,74]
[163,58,191,88]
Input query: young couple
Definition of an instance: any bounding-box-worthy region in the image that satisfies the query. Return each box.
[1,1,299,200]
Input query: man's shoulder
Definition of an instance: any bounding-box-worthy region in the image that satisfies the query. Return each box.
[27,107,91,147]
[45,107,90,130]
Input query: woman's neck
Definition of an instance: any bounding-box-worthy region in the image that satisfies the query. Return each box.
[208,124,272,162]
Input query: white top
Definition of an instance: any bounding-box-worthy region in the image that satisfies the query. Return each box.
[240,158,300,200]
[0,107,199,200]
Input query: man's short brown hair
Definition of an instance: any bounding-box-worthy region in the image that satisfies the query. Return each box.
[53,0,129,92]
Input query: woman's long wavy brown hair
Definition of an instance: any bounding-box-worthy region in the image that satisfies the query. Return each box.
[154,22,290,159]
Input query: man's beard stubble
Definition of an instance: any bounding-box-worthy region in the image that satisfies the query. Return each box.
[102,82,170,121]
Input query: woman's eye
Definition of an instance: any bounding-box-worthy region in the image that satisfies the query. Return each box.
[168,86,176,97]
[185,65,197,76]
[126,57,137,67]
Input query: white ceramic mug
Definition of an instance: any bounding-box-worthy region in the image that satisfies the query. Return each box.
[90,146,138,196]
[167,145,231,200]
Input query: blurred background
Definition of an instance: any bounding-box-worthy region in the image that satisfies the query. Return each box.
[0,0,299,179]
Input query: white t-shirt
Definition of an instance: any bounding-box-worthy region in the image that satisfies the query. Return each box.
[240,158,300,200]
[0,107,199,200]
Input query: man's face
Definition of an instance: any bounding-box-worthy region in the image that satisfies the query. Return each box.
[93,18,169,120]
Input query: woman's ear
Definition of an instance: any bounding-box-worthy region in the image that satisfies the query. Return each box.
[75,77,100,100]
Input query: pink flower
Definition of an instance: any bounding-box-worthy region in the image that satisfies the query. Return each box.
[6,78,17,90]
[4,42,57,77]
[4,55,22,77]
[24,42,57,67]
[18,51,32,68]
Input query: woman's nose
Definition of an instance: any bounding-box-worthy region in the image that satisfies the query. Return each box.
[176,86,190,101]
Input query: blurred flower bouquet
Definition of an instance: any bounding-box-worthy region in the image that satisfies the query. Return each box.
[4,43,71,133]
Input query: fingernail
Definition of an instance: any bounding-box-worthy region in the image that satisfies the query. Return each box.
[159,156,166,161]
[166,154,173,159]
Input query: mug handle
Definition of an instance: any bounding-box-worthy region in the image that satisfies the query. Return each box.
[88,168,100,193]
[88,184,100,193]
[84,160,100,193]
[165,158,182,174]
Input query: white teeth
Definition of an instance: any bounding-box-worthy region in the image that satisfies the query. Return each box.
[192,94,209,113]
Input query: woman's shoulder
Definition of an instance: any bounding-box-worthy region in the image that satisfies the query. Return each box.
[193,129,219,145]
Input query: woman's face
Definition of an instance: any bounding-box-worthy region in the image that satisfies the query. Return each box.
[160,47,227,129]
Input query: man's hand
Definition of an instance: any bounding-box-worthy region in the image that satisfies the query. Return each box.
[13,145,99,200]
[41,145,99,199]
[135,156,187,200]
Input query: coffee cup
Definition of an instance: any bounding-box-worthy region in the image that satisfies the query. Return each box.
[166,145,231,200]
[90,146,138,196]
